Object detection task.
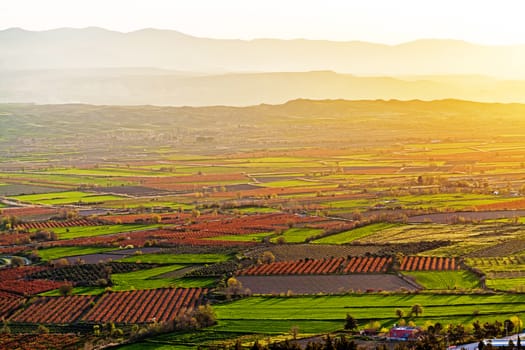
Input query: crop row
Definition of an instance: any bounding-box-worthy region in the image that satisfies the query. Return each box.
[27,262,161,286]
[343,256,393,273]
[20,213,328,249]
[0,295,24,319]
[400,256,459,271]
[0,246,27,255]
[0,232,31,246]
[0,266,47,281]
[0,279,65,296]
[239,256,393,276]
[16,219,98,231]
[101,213,191,224]
[466,256,525,266]
[0,334,81,350]
[37,226,259,249]
[0,207,59,220]
[10,295,95,324]
[82,287,208,323]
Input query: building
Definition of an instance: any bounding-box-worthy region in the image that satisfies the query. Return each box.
[389,326,420,341]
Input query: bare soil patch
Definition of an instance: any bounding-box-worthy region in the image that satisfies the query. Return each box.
[237,274,418,294]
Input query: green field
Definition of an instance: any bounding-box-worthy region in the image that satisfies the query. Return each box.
[36,246,117,261]
[402,271,481,290]
[214,294,525,330]
[102,198,195,210]
[111,265,186,290]
[0,172,134,187]
[486,278,525,292]
[112,266,215,290]
[325,193,510,212]
[11,190,125,205]
[40,286,106,296]
[115,330,250,350]
[270,227,323,243]
[208,232,274,242]
[118,253,231,264]
[312,223,398,244]
[39,167,171,177]
[50,224,161,240]
[236,207,280,214]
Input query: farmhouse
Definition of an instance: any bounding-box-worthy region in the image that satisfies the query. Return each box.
[388,326,420,341]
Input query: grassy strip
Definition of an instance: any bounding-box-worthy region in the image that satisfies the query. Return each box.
[312,223,397,244]
[214,294,525,324]
[402,271,480,290]
[37,246,117,261]
[111,265,215,290]
[11,190,124,205]
[271,228,323,243]
[118,253,231,264]
[208,232,274,242]
[49,224,161,240]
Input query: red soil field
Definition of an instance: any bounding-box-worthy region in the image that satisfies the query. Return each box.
[475,199,525,211]
[0,232,31,245]
[0,266,47,280]
[10,295,95,324]
[239,256,392,276]
[82,287,208,324]
[0,207,60,220]
[400,256,459,271]
[0,333,81,350]
[0,294,24,319]
[16,219,99,231]
[0,279,65,296]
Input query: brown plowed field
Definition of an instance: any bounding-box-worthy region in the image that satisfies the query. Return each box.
[237,274,418,294]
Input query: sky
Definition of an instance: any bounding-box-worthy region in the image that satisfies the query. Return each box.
[1,0,525,45]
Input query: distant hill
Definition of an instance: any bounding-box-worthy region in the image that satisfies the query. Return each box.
[3,98,525,166]
[1,27,525,78]
[2,69,525,106]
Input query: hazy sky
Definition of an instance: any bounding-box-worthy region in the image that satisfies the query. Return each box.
[1,0,524,45]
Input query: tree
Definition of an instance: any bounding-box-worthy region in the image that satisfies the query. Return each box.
[193,304,217,328]
[260,251,276,264]
[344,313,358,331]
[504,319,515,337]
[411,303,423,317]
[37,324,50,334]
[58,283,73,296]
[225,277,244,298]
[290,325,299,340]
[395,309,405,319]
[10,256,25,267]
[251,340,264,350]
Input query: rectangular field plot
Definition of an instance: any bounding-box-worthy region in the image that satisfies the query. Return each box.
[10,191,125,205]
[402,271,480,290]
[312,223,397,244]
[52,224,161,240]
[214,293,525,329]
[486,277,525,291]
[37,246,117,261]
[0,184,66,196]
[9,295,95,324]
[118,253,231,264]
[270,228,323,243]
[82,287,208,324]
[236,274,418,294]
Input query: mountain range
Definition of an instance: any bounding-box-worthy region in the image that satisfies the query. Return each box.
[2,27,525,105]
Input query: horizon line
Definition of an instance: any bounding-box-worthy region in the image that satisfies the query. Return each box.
[1,26,525,47]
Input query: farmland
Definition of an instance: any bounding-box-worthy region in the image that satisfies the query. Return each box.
[3,99,525,348]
